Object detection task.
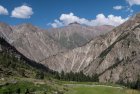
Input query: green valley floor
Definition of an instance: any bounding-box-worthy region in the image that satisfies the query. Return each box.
[65,84,140,94]
[0,77,140,94]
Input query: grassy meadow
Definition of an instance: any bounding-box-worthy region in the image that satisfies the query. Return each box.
[0,77,140,94]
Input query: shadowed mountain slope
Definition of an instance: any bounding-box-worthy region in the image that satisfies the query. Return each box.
[0,37,50,78]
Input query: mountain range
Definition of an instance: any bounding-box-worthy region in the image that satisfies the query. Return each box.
[0,22,113,62]
[1,13,140,87]
[42,14,140,85]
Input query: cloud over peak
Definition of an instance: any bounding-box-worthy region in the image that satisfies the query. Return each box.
[126,0,140,6]
[50,13,128,28]
[0,5,8,15]
[11,5,33,19]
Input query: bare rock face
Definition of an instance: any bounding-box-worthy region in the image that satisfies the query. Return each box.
[42,14,140,84]
[0,23,66,62]
[11,24,66,62]
[48,23,114,49]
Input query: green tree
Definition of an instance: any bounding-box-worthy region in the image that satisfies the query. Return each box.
[36,71,44,79]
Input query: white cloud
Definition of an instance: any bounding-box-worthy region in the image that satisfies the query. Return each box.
[50,13,128,28]
[0,5,8,15]
[113,6,123,10]
[11,5,33,19]
[126,0,140,6]
[48,19,63,28]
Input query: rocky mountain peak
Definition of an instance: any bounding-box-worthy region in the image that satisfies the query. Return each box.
[0,22,12,31]
[68,22,81,26]
[13,23,38,33]
[0,22,12,41]
[0,22,10,28]
[48,22,114,49]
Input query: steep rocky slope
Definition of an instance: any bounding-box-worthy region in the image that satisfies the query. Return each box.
[48,23,114,49]
[0,23,66,62]
[10,24,66,62]
[41,14,140,85]
[0,22,12,42]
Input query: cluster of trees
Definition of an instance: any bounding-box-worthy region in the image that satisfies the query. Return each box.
[53,71,99,82]
[0,37,48,79]
[0,50,37,78]
[118,76,140,90]
[0,50,46,79]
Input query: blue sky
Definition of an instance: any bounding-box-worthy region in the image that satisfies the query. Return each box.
[0,0,140,28]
